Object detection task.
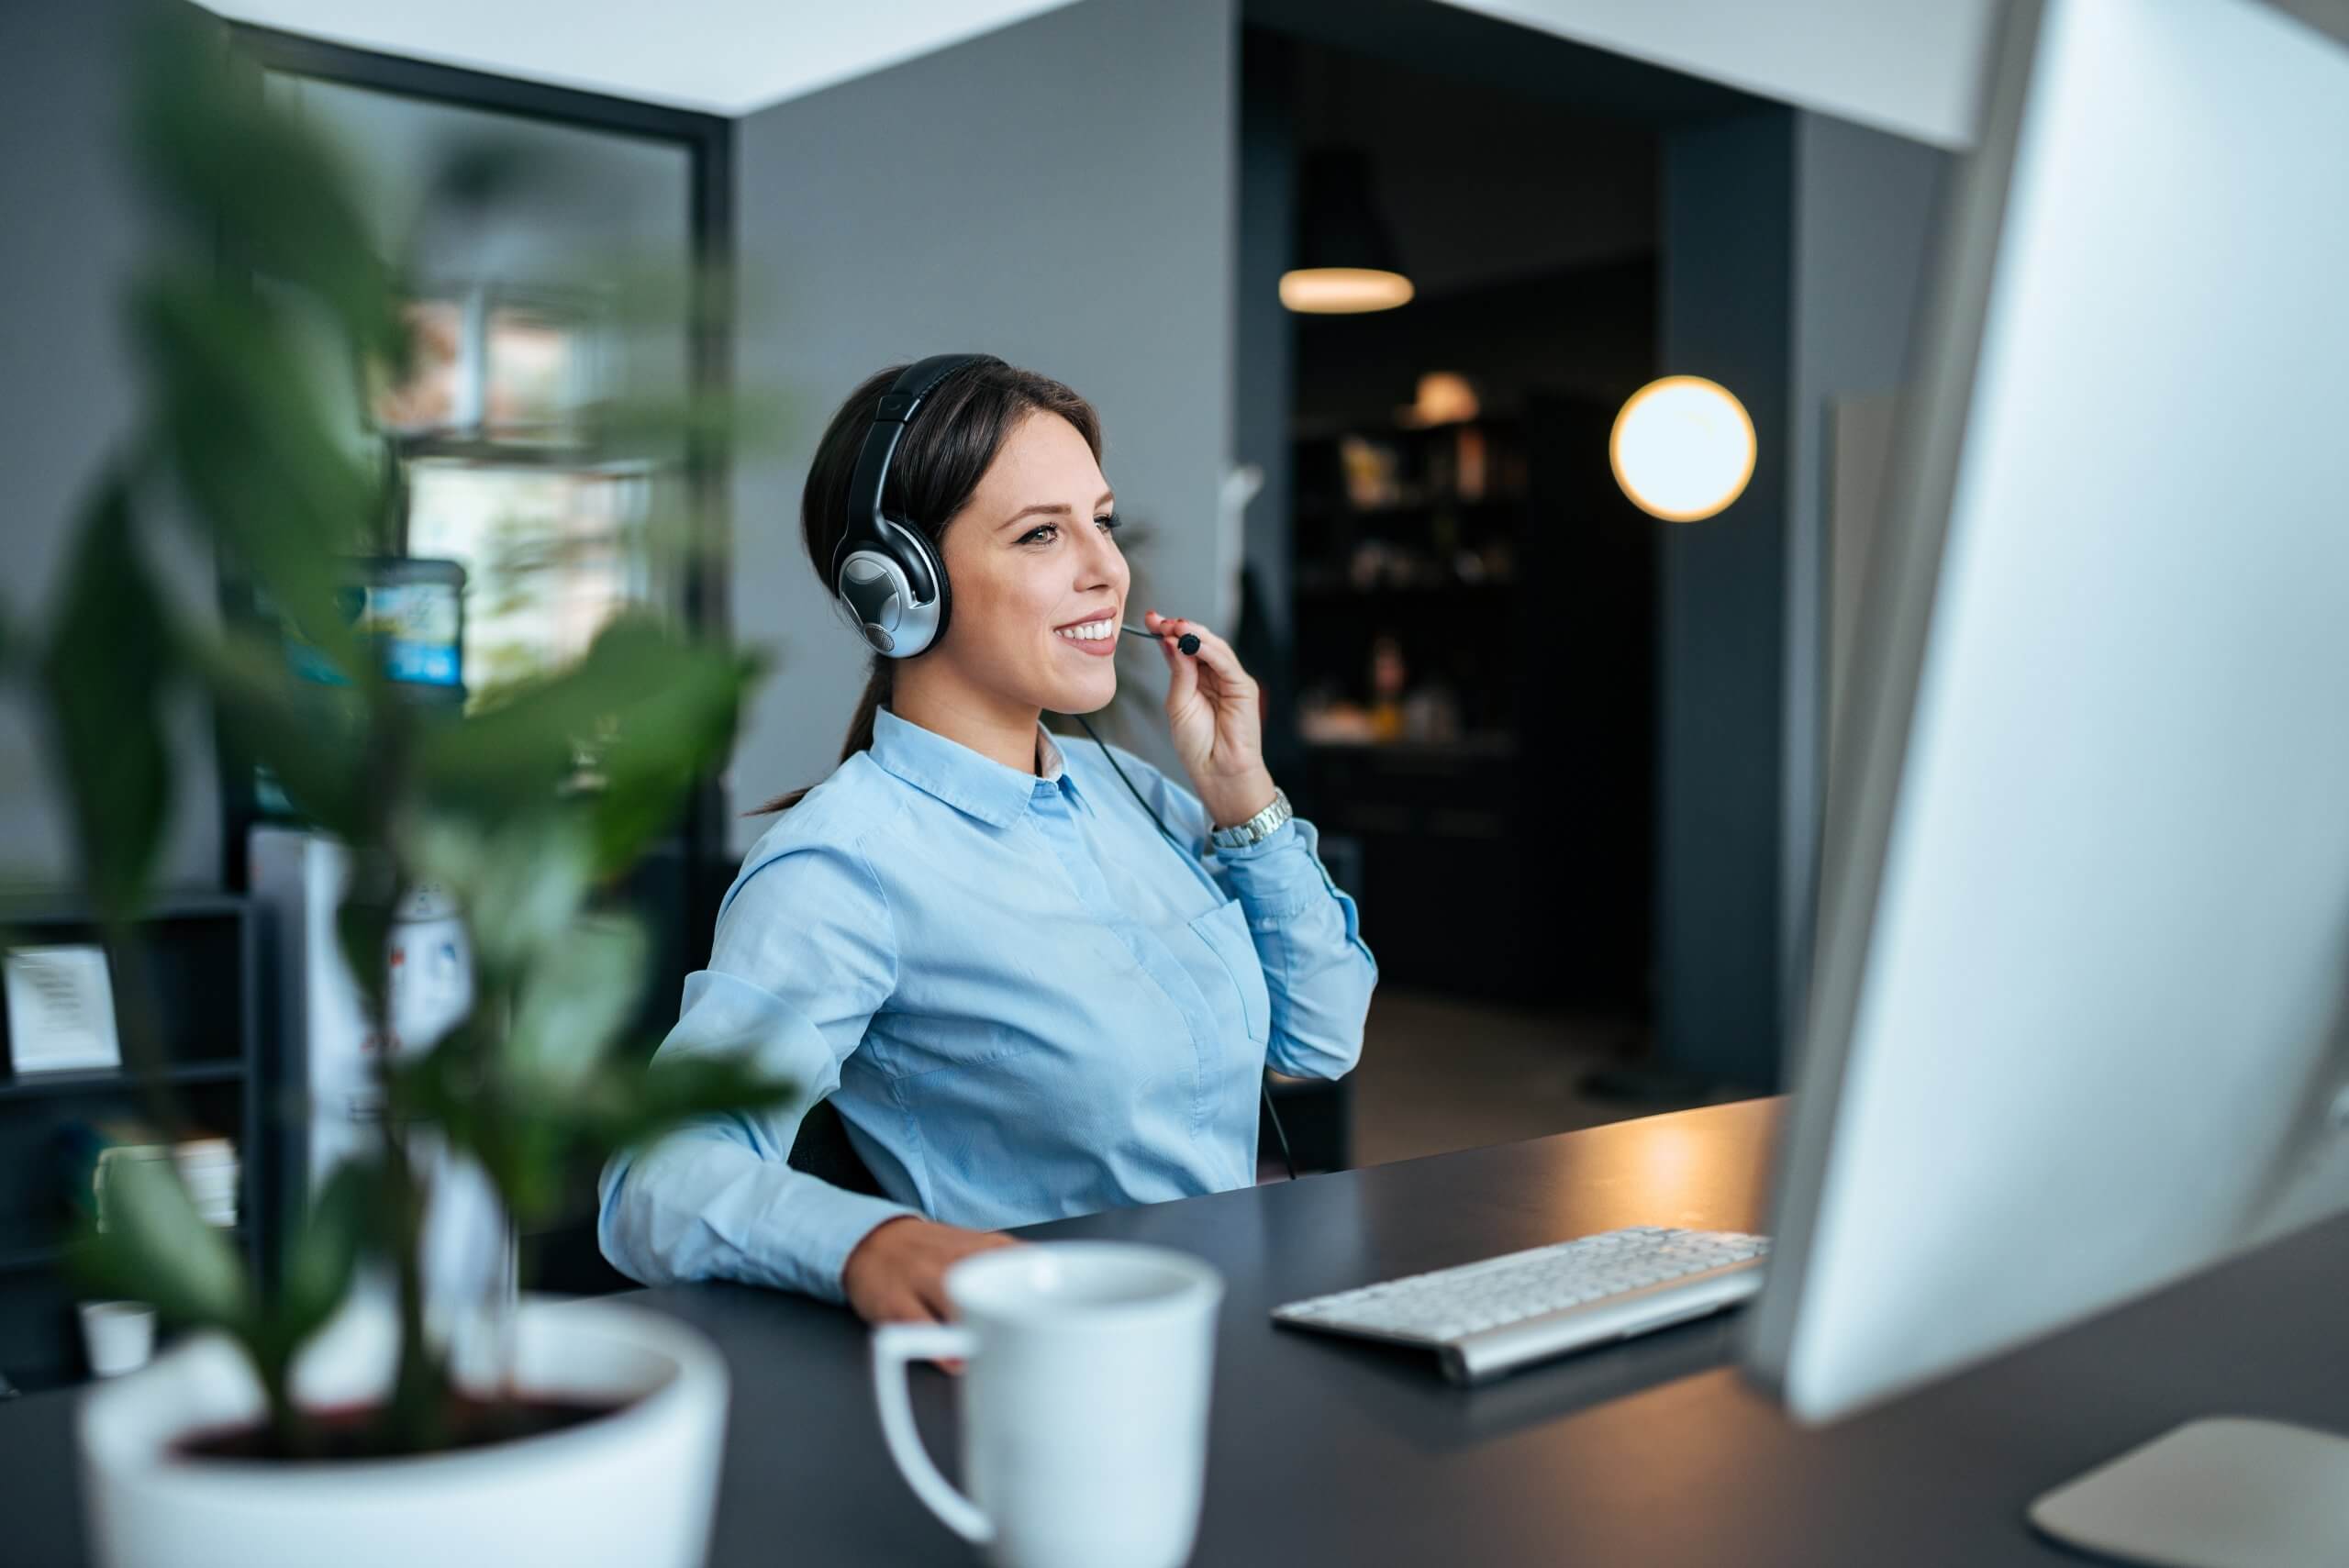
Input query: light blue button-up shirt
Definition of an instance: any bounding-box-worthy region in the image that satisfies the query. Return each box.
[597,705,1378,1304]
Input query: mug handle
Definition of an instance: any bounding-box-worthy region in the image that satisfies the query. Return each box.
[872,1322,992,1546]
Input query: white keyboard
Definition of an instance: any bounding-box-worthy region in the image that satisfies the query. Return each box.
[1272,1226,1769,1385]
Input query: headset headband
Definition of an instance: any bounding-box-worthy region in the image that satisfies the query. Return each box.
[836,354,983,574]
[830,353,983,657]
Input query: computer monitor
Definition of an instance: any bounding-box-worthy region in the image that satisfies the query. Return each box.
[1746,0,2349,1556]
[279,557,467,696]
[242,557,466,822]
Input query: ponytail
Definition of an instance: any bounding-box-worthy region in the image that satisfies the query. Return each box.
[748,659,895,817]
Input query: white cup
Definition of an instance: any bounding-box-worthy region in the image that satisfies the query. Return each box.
[79,1299,156,1378]
[872,1241,1225,1568]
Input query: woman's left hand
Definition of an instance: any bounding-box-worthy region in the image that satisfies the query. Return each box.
[1144,609,1278,829]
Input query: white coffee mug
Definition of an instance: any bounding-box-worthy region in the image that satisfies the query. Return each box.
[872,1241,1225,1568]
[79,1299,155,1378]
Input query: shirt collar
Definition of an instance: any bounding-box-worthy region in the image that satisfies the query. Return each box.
[869,706,1080,826]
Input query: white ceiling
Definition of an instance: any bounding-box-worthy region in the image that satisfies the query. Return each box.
[1441,0,1994,148]
[200,0,1993,145]
[201,0,1093,117]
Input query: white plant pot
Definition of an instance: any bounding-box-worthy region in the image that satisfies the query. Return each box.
[78,1294,728,1568]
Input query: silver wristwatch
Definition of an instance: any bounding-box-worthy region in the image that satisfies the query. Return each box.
[1209,786,1294,850]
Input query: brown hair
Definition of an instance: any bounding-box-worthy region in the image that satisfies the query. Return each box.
[749,356,1103,815]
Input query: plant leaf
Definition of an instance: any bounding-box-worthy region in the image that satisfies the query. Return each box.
[507,913,648,1091]
[273,1156,378,1356]
[337,879,395,1016]
[577,386,793,463]
[188,626,367,836]
[71,1152,250,1330]
[390,1027,796,1231]
[40,477,173,919]
[384,1028,478,1152]
[568,1051,801,1153]
[405,811,594,975]
[417,616,756,873]
[128,7,405,373]
[133,276,377,668]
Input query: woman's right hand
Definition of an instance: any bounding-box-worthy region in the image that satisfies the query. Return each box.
[842,1215,1020,1329]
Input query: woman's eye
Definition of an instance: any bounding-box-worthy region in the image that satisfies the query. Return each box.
[1019,514,1122,547]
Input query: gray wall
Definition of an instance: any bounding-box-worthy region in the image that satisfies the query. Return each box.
[1235,28,1300,790]
[1657,108,1798,1087]
[727,0,1238,849]
[0,0,222,895]
[1657,108,1948,1087]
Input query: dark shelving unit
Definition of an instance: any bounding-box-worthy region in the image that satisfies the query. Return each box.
[1287,395,1655,1006]
[0,1060,247,1105]
[1289,413,1533,999]
[0,895,265,1392]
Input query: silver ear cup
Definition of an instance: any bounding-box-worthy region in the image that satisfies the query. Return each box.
[838,552,907,652]
[837,535,945,658]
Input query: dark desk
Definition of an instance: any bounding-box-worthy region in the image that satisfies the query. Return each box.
[7,1099,2349,1565]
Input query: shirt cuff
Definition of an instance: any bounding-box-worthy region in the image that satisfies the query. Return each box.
[793,1185,927,1306]
[1211,814,1332,914]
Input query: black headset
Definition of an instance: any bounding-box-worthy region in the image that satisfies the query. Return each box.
[831,351,1299,1178]
[832,352,984,659]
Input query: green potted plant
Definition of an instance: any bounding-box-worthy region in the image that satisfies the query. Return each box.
[10,12,795,1565]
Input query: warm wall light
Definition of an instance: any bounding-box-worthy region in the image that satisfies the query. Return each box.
[1280,268,1415,314]
[1609,375,1756,521]
[1395,371,1479,427]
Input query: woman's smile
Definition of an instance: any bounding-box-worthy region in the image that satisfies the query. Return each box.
[1052,610,1119,656]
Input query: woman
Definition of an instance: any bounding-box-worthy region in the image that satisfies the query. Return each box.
[597,356,1378,1328]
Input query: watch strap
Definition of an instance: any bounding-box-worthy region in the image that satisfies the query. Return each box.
[1210,786,1293,850]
